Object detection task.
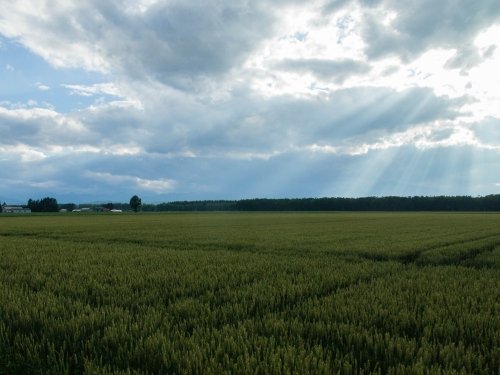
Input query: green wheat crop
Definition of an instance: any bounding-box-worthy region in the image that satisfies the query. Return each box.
[0,212,499,374]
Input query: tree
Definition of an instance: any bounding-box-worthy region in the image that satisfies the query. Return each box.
[129,195,142,212]
[27,197,59,212]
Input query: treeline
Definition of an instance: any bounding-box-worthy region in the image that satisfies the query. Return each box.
[147,195,500,212]
[153,200,237,212]
[6,195,500,213]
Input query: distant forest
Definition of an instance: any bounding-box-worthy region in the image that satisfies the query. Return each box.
[115,195,500,212]
[5,195,500,213]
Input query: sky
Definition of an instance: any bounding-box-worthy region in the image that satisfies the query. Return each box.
[1,0,500,204]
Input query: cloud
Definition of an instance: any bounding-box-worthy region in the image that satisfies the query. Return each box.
[1,0,500,203]
[0,106,88,146]
[0,144,47,162]
[36,82,50,91]
[0,84,467,167]
[62,83,121,97]
[3,143,499,204]
[444,43,498,75]
[470,117,500,146]
[274,58,371,82]
[0,0,287,87]
[127,85,462,160]
[357,0,500,62]
[247,86,466,148]
[85,171,176,194]
[323,0,354,14]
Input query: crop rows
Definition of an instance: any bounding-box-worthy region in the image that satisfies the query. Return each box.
[0,213,499,374]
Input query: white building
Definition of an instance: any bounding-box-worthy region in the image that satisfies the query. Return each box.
[2,206,31,213]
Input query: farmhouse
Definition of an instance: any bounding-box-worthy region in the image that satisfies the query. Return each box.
[2,206,31,213]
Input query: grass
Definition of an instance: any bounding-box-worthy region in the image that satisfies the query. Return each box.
[0,212,499,374]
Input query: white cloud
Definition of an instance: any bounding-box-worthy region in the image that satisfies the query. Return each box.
[296,121,484,156]
[0,105,93,151]
[0,0,286,80]
[124,0,160,14]
[358,0,500,62]
[30,180,59,188]
[36,82,50,91]
[86,171,176,193]
[0,144,47,162]
[62,83,123,97]
[5,63,14,71]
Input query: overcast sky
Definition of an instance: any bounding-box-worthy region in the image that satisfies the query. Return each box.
[1,0,500,203]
